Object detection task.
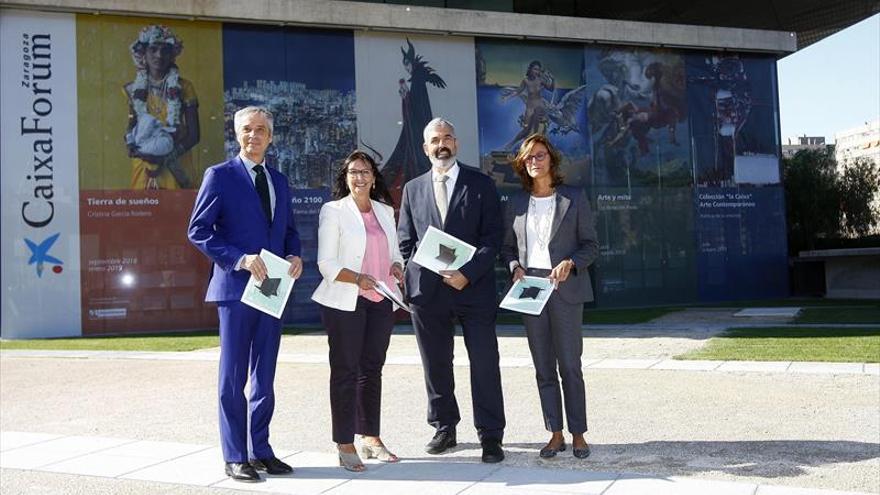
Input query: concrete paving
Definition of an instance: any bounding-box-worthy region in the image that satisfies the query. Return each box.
[0,432,875,495]
[1,310,878,494]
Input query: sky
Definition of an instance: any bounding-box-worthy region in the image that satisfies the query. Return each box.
[777,13,879,142]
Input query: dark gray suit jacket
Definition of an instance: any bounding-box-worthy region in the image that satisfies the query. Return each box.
[501,184,599,304]
[398,165,501,306]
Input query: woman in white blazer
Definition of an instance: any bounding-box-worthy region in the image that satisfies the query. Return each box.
[312,150,404,472]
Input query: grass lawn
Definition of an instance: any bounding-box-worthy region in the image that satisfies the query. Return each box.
[795,306,880,324]
[677,327,880,363]
[704,298,880,308]
[0,326,319,352]
[496,307,681,325]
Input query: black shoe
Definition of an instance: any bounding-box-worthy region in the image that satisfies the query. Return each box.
[481,438,505,463]
[572,444,591,459]
[425,430,457,455]
[539,441,567,459]
[225,462,261,482]
[250,456,293,475]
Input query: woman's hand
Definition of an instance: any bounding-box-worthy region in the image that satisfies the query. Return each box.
[548,259,575,286]
[390,263,404,285]
[355,273,377,291]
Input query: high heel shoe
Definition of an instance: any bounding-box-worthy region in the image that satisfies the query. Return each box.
[360,443,400,463]
[338,450,365,472]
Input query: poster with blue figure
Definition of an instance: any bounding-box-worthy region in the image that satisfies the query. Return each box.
[223,24,356,323]
[686,53,781,188]
[695,186,788,301]
[475,39,591,193]
[584,47,692,188]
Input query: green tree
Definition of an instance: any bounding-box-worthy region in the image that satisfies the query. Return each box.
[840,158,880,236]
[783,149,842,254]
[783,149,880,254]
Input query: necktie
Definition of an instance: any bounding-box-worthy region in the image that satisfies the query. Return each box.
[253,165,272,223]
[434,174,449,223]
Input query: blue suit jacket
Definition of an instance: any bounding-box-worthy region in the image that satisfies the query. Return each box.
[188,156,301,302]
[398,165,501,306]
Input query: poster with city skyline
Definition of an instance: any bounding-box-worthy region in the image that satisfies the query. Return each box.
[222,24,357,322]
[223,24,357,190]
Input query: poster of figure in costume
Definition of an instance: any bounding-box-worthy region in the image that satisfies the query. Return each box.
[584,47,691,188]
[75,16,225,334]
[475,39,590,190]
[355,33,479,202]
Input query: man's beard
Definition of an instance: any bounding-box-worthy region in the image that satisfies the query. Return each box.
[429,147,456,170]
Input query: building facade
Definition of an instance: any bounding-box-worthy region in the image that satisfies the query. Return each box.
[834,120,880,166]
[2,1,797,338]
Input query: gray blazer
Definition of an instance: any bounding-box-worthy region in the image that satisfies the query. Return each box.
[501,184,599,304]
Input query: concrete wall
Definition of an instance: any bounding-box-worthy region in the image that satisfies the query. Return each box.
[0,0,797,54]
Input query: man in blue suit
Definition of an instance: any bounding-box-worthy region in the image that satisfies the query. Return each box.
[188,106,302,482]
[398,117,506,463]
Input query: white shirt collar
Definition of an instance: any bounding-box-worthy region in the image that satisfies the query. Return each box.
[431,161,460,182]
[239,153,266,170]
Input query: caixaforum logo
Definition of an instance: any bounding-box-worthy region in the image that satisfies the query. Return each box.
[24,232,63,277]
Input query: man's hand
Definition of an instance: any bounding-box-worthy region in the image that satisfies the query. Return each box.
[390,263,404,284]
[439,270,469,290]
[286,255,303,279]
[242,254,268,282]
[512,265,526,282]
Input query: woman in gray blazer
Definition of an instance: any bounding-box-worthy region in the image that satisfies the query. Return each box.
[312,151,405,472]
[501,134,599,459]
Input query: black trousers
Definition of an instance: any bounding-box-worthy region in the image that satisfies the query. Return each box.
[410,286,506,441]
[321,297,395,444]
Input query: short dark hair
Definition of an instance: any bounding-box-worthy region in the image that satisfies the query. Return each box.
[332,150,395,206]
[511,133,565,192]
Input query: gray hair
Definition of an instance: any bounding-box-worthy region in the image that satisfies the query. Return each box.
[234,106,274,136]
[423,117,456,142]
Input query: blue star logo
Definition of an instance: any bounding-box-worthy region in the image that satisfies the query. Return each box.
[24,233,64,277]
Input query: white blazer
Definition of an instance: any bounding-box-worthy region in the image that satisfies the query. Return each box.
[311,195,404,311]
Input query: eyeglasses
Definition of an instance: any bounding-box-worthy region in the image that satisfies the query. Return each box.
[347,170,373,177]
[525,151,548,163]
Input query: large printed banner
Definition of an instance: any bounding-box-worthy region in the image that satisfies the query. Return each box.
[476,39,591,194]
[355,32,479,202]
[1,10,791,338]
[1,11,82,339]
[76,16,225,334]
[584,47,692,189]
[686,54,787,299]
[223,24,357,323]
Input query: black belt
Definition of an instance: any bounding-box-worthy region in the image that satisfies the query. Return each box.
[525,267,552,276]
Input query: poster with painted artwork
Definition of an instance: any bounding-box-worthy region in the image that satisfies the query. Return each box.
[686,53,780,187]
[476,39,591,191]
[584,47,692,188]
